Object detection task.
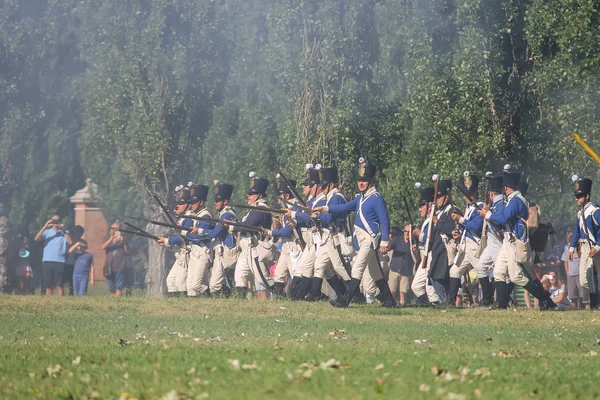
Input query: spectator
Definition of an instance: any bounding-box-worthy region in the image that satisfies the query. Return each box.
[68,239,94,296]
[388,225,416,305]
[14,248,33,294]
[561,231,588,309]
[101,222,128,297]
[541,271,571,311]
[34,215,72,296]
[63,225,85,296]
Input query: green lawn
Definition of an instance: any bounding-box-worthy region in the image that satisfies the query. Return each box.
[1,296,598,400]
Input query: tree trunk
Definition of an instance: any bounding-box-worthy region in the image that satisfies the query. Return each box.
[0,192,10,291]
[143,201,173,297]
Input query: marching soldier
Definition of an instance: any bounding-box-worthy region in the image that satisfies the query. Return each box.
[314,158,395,308]
[428,178,458,303]
[305,167,351,301]
[233,172,274,299]
[206,182,239,297]
[447,172,484,305]
[288,164,322,300]
[568,176,600,309]
[478,167,556,310]
[267,178,302,297]
[159,184,193,297]
[410,184,440,304]
[184,184,214,297]
[474,172,504,306]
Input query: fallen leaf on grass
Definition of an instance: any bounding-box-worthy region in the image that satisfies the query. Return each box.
[47,364,63,378]
[320,359,343,370]
[393,360,403,365]
[375,377,383,385]
[418,384,430,392]
[498,350,514,358]
[228,359,240,371]
[80,374,91,384]
[414,339,427,344]
[241,361,260,371]
[447,392,466,400]
[586,351,598,357]
[119,338,131,347]
[72,356,81,365]
[135,332,147,340]
[474,388,482,398]
[375,363,384,370]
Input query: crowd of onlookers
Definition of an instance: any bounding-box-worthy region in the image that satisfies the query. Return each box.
[7,215,135,297]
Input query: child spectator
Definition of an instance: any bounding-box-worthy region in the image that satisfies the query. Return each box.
[69,240,94,296]
[14,249,33,294]
[541,271,571,311]
[561,231,588,309]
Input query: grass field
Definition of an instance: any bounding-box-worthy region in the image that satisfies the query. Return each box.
[1,295,599,400]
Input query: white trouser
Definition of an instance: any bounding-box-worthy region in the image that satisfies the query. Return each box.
[351,227,384,282]
[234,237,273,290]
[313,231,351,281]
[410,249,440,302]
[450,238,479,278]
[579,242,600,297]
[299,229,317,277]
[166,249,189,293]
[186,244,211,296]
[274,241,300,283]
[493,236,535,286]
[209,244,239,293]
[475,236,501,279]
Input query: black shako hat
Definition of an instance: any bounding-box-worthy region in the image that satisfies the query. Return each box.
[276,178,297,196]
[459,171,479,195]
[175,184,191,205]
[502,164,521,189]
[572,175,592,197]
[415,182,435,206]
[247,172,269,195]
[214,182,234,202]
[356,158,376,181]
[188,184,209,203]
[319,167,338,186]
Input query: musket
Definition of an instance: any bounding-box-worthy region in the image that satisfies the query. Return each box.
[152,194,190,244]
[118,228,159,241]
[421,177,439,269]
[276,198,307,251]
[276,169,308,208]
[281,198,312,213]
[231,204,287,215]
[403,195,418,265]
[185,214,264,234]
[277,170,322,234]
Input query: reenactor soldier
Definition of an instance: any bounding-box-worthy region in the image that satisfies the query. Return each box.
[288,164,322,300]
[185,184,214,297]
[159,184,194,297]
[474,172,504,306]
[206,182,239,297]
[234,172,274,298]
[428,178,458,303]
[314,158,395,308]
[478,167,556,310]
[267,178,302,297]
[305,167,351,301]
[568,176,600,309]
[410,184,440,304]
[448,172,484,305]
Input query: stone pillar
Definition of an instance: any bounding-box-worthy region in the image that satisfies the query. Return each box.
[69,179,108,282]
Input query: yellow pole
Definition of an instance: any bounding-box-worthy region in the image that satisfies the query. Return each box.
[572,133,600,165]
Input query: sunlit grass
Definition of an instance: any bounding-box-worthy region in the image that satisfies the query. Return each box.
[1,296,599,399]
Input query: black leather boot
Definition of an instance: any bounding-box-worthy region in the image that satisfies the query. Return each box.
[327,275,346,299]
[304,277,323,302]
[447,277,461,306]
[294,277,311,301]
[330,278,361,308]
[415,293,430,306]
[272,282,286,298]
[494,281,509,309]
[233,286,248,299]
[375,278,397,308]
[524,280,556,311]
[289,276,301,299]
[479,278,494,306]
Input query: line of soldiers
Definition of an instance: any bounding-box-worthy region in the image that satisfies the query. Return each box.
[143,158,599,310]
